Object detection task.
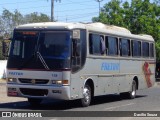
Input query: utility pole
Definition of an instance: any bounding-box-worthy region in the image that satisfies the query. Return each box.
[51,0,61,22]
[51,0,54,22]
[95,0,103,16]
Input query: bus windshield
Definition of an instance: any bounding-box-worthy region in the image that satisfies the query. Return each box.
[7,31,71,70]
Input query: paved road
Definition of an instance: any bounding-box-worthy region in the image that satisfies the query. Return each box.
[0,83,160,120]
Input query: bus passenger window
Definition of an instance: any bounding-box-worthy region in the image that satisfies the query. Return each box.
[106,36,118,56]
[150,43,154,58]
[132,40,141,57]
[142,42,149,57]
[120,38,130,56]
[89,34,105,55]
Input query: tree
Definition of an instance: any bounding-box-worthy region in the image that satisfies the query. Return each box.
[0,9,50,60]
[24,12,50,23]
[92,0,160,60]
[0,9,50,35]
[1,9,14,34]
[93,0,124,26]
[1,9,24,34]
[12,9,24,26]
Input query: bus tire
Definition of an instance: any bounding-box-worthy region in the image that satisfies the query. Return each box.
[120,80,137,99]
[81,84,91,107]
[128,80,137,99]
[28,98,42,106]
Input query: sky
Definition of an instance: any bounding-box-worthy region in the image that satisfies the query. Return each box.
[0,0,108,23]
[0,0,154,23]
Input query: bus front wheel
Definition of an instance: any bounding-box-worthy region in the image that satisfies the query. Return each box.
[81,84,91,107]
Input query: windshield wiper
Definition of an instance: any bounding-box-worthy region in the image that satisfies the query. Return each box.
[37,51,50,70]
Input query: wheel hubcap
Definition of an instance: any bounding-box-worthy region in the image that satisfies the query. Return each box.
[131,83,136,96]
[83,87,90,103]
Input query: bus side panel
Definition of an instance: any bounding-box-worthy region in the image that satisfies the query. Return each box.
[78,58,120,97]
[70,74,81,100]
[118,75,131,93]
[119,60,142,91]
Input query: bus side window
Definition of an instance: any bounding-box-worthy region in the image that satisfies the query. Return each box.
[132,40,141,57]
[142,42,149,57]
[89,33,105,55]
[106,36,118,56]
[120,38,130,56]
[150,43,154,58]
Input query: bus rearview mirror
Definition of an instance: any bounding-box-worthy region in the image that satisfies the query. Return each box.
[2,40,11,57]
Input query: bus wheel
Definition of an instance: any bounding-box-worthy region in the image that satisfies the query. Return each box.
[128,80,137,99]
[28,98,42,106]
[81,84,91,107]
[120,80,137,99]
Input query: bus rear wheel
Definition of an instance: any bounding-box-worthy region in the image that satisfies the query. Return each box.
[81,84,91,107]
[128,80,137,99]
[120,80,137,99]
[28,98,42,106]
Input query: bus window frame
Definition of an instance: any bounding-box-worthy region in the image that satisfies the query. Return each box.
[132,40,142,58]
[119,38,131,57]
[105,36,119,56]
[149,42,154,58]
[89,33,105,56]
[142,41,149,58]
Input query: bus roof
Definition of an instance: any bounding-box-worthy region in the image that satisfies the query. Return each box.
[15,22,154,42]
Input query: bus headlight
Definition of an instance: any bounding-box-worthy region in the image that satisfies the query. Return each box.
[7,78,17,83]
[52,80,69,85]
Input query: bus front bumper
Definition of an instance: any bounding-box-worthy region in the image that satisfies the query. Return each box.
[7,84,71,100]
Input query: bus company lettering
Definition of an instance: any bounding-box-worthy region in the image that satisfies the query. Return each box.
[9,72,23,76]
[101,63,120,71]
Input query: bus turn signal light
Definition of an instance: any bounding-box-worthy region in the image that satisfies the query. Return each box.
[52,80,69,85]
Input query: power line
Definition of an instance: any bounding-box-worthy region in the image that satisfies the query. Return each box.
[58,11,98,18]
[0,0,45,5]
[58,0,96,5]
[57,12,98,22]
[55,6,98,12]
[0,0,103,22]
[67,12,98,20]
[0,0,101,13]
[1,5,98,15]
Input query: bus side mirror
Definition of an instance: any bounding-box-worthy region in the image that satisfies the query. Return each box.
[2,39,11,57]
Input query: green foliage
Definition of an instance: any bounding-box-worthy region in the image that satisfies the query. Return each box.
[0,40,5,60]
[92,0,160,60]
[24,12,50,23]
[0,9,50,35]
[0,9,50,60]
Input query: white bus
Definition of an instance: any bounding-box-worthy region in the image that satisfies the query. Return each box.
[5,22,155,107]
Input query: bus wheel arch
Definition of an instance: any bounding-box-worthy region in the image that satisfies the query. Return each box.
[80,79,94,107]
[120,76,138,99]
[127,76,138,99]
[84,79,94,97]
[133,76,139,90]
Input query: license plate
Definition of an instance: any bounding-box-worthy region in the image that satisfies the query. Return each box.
[8,91,18,96]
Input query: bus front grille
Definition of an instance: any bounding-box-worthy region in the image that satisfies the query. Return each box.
[20,88,48,96]
[19,78,49,84]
